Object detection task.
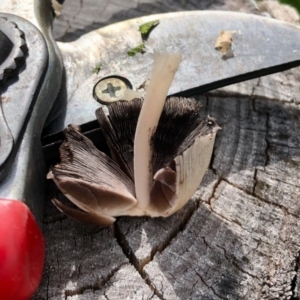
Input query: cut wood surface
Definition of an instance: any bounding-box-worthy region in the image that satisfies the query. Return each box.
[33,0,300,299]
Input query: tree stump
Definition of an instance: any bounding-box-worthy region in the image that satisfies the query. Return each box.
[33,0,300,299]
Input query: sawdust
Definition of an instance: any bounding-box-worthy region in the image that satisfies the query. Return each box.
[215,30,234,59]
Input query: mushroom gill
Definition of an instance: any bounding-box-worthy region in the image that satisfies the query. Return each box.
[48,53,220,225]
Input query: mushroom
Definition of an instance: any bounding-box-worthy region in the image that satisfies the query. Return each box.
[48,53,220,226]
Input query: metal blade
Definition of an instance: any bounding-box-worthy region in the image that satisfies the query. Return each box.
[52,10,300,134]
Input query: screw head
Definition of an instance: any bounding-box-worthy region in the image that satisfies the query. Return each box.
[93,76,132,104]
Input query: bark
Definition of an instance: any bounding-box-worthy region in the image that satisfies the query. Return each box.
[33,1,300,299]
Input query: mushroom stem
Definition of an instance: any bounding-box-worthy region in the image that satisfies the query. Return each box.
[134,52,182,209]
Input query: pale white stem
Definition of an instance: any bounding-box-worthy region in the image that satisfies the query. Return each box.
[134,52,182,209]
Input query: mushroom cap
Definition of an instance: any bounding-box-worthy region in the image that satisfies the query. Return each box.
[49,97,219,225]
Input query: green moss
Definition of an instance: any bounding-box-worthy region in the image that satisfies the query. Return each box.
[93,63,102,74]
[127,43,146,57]
[139,20,159,40]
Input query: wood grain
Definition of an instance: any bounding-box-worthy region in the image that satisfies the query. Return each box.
[53,0,260,42]
[34,1,300,299]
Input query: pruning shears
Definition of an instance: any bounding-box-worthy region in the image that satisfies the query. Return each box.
[0,0,300,299]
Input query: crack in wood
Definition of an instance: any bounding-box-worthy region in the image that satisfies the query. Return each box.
[201,234,261,281]
[114,203,196,274]
[207,170,222,206]
[250,78,261,112]
[114,222,165,300]
[209,181,246,230]
[194,270,223,299]
[114,221,134,263]
[243,238,263,261]
[124,203,197,274]
[252,167,258,196]
[112,200,203,300]
[188,278,200,299]
[216,243,257,279]
[143,275,166,300]
[253,186,299,219]
[210,206,245,230]
[103,292,109,300]
[218,176,300,221]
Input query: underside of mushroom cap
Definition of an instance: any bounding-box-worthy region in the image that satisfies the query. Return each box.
[48,125,137,225]
[49,97,219,224]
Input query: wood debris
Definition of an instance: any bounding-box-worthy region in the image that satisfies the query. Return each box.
[215,30,234,58]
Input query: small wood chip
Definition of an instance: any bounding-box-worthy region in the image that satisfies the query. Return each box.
[215,30,234,58]
[137,79,150,91]
[51,0,63,17]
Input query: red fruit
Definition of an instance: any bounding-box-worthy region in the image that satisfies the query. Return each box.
[0,199,45,300]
